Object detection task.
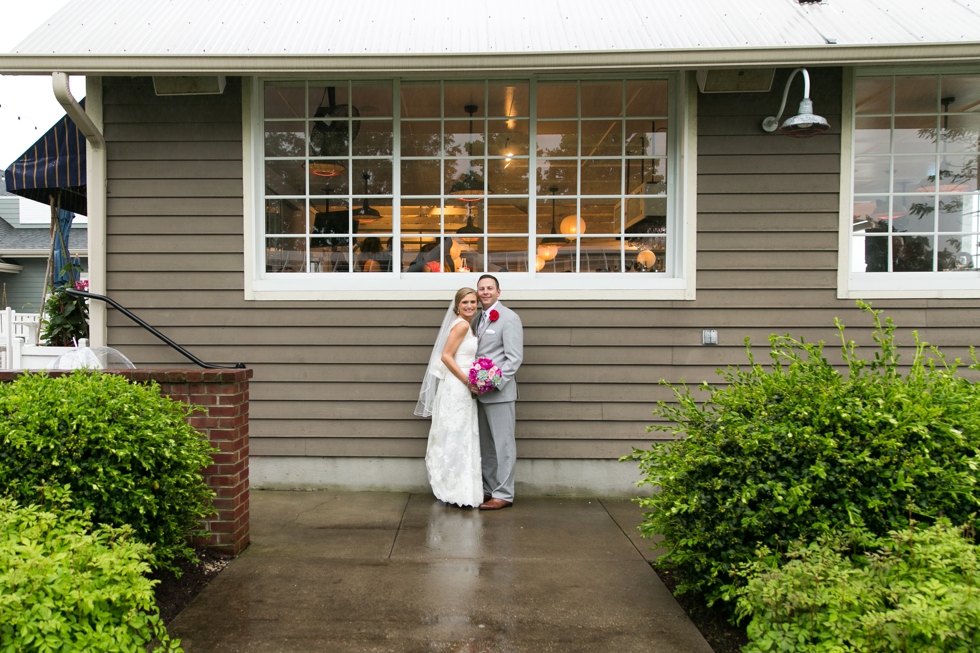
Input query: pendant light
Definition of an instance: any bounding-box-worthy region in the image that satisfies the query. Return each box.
[537,187,562,261]
[309,86,360,178]
[352,172,381,223]
[455,204,482,244]
[560,214,586,239]
[916,97,971,193]
[452,104,487,243]
[761,68,830,138]
[450,104,490,200]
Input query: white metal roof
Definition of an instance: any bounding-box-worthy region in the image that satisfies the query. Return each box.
[3,0,980,74]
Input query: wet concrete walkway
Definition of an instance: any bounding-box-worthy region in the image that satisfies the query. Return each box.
[169,492,712,652]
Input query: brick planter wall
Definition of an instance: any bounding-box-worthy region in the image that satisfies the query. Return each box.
[0,368,253,556]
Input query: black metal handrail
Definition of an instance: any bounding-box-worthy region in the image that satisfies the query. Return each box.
[66,288,246,369]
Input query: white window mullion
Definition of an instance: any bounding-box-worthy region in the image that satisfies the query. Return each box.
[528,76,538,273]
[393,78,402,277]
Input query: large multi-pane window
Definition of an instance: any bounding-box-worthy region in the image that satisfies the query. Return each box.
[852,73,980,277]
[259,77,676,286]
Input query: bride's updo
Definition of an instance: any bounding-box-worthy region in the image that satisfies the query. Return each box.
[453,287,477,315]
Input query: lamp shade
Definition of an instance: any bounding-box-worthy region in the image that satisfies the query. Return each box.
[637,250,657,269]
[779,99,830,138]
[455,215,482,244]
[534,255,546,272]
[916,165,973,193]
[352,199,381,223]
[761,69,830,139]
[537,243,558,261]
[308,161,345,178]
[449,169,486,201]
[560,214,586,238]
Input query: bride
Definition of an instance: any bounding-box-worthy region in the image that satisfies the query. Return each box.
[415,287,483,507]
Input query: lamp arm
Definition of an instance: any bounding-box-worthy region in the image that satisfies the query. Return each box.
[762,68,810,133]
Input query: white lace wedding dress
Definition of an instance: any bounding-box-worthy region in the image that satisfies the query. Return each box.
[425,318,483,507]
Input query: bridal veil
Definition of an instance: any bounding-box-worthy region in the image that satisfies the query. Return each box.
[415,301,464,417]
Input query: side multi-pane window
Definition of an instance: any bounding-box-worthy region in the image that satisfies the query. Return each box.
[400,81,531,274]
[534,80,668,273]
[265,81,394,273]
[261,77,673,280]
[852,74,980,274]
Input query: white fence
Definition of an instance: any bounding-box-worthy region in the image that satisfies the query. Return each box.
[0,309,42,370]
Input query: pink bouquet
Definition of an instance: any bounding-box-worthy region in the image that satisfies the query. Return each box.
[469,358,503,394]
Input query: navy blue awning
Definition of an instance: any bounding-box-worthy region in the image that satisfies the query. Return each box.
[3,100,87,216]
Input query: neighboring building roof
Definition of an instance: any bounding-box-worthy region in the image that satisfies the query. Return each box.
[0,216,87,256]
[3,0,979,73]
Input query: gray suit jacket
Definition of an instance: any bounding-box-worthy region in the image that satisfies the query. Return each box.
[471,303,524,404]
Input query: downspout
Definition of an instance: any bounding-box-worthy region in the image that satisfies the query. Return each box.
[52,72,107,347]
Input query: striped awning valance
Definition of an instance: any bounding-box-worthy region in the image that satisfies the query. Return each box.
[3,100,87,215]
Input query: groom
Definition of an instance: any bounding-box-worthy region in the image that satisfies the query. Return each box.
[471,274,524,510]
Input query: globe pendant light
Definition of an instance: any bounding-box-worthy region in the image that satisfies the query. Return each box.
[560,214,586,239]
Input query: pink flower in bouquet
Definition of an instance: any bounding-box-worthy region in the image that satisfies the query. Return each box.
[468,357,502,395]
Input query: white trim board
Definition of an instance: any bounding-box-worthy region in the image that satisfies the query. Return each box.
[243,73,697,301]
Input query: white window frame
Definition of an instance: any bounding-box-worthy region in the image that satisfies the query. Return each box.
[839,66,980,299]
[243,74,697,301]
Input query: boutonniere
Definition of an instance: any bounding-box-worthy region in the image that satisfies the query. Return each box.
[489,310,499,322]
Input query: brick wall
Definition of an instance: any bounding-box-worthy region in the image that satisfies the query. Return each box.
[0,368,253,555]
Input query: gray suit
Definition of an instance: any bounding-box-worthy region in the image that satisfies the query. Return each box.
[472,303,524,502]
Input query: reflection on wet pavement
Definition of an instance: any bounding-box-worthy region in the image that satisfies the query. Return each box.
[168,491,711,653]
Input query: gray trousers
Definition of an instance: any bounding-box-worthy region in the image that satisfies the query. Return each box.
[478,400,516,502]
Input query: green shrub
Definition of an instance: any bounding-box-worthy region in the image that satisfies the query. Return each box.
[0,498,180,652]
[0,371,217,567]
[41,273,89,347]
[736,520,980,652]
[625,303,980,606]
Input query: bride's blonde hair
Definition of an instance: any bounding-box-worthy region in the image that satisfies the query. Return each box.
[453,287,477,315]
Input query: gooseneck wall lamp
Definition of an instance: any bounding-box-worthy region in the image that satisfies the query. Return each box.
[761,68,830,138]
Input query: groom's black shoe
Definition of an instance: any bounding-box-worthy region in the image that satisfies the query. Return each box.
[479,498,513,510]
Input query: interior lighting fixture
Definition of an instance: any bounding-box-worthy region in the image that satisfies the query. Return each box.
[307,161,346,178]
[352,172,381,223]
[560,214,586,239]
[917,97,971,193]
[429,206,468,217]
[455,210,482,244]
[310,86,359,155]
[308,86,359,178]
[636,249,657,269]
[537,187,563,261]
[450,104,489,200]
[761,68,830,138]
